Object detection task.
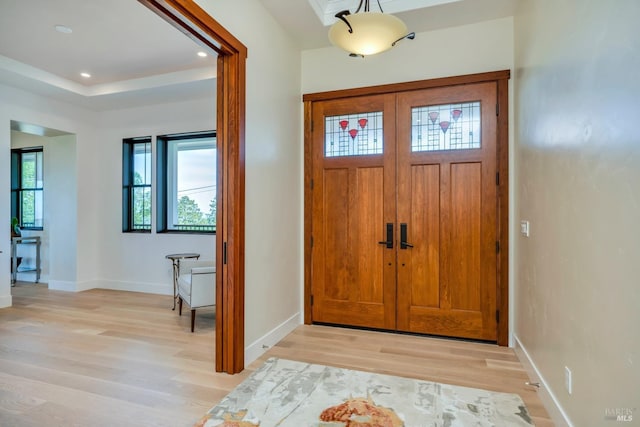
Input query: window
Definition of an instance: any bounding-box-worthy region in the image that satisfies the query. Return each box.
[122,137,152,232]
[157,131,216,233]
[11,147,44,230]
[411,101,481,152]
[325,111,383,157]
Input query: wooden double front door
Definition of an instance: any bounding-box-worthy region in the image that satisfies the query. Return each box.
[307,79,504,342]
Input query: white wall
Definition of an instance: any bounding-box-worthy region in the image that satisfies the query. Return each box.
[94,98,216,294]
[47,134,78,286]
[514,1,640,426]
[0,110,7,308]
[195,0,303,358]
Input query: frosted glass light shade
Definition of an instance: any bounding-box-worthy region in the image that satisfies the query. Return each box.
[329,12,408,56]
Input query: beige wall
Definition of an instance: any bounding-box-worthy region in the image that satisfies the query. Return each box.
[195,0,303,358]
[514,1,640,426]
[302,17,514,94]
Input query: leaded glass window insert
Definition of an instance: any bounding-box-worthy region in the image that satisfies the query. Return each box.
[325,111,383,157]
[411,102,481,152]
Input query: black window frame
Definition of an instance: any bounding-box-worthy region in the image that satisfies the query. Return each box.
[11,146,44,231]
[122,137,152,233]
[156,130,216,234]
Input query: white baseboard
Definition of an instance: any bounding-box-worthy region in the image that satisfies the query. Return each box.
[97,279,172,296]
[0,293,12,308]
[245,312,301,366]
[48,280,83,292]
[76,280,99,292]
[513,334,573,427]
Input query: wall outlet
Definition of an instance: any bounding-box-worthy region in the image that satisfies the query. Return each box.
[564,366,572,395]
[520,220,530,237]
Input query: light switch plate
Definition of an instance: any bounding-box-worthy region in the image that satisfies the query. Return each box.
[520,220,530,237]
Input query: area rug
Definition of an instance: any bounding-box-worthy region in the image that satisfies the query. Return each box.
[196,357,533,426]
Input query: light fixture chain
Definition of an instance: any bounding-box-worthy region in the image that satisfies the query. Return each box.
[376,0,384,13]
[355,0,366,13]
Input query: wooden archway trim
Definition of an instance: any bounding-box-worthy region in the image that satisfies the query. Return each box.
[138,0,246,374]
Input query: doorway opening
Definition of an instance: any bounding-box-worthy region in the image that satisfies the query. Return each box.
[10,121,77,291]
[139,0,247,373]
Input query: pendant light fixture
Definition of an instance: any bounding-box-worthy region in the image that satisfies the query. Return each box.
[328,0,415,57]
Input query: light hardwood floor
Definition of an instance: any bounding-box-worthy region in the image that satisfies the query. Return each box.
[0,283,553,426]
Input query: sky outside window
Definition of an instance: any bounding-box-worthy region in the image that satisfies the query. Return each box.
[176,140,216,213]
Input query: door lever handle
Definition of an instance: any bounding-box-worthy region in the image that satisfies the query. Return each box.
[400,223,413,249]
[378,223,394,249]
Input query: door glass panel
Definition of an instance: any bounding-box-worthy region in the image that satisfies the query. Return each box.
[411,101,481,152]
[325,111,383,157]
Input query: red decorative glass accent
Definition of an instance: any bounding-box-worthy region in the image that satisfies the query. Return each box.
[325,111,383,157]
[411,102,481,152]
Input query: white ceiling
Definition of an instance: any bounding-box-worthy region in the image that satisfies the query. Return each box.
[261,0,520,50]
[0,0,518,111]
[0,0,217,111]
[306,0,463,26]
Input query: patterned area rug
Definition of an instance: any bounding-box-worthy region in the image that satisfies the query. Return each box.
[196,357,534,427]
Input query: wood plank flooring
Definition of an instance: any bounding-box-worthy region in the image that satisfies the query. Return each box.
[0,283,553,426]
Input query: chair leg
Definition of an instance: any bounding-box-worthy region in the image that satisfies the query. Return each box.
[190,309,196,333]
[178,297,183,315]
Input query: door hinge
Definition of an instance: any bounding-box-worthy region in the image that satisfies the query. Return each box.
[496,172,500,186]
[496,241,500,254]
[223,242,228,265]
[310,236,314,248]
[310,295,314,306]
[311,120,314,132]
[496,103,500,116]
[496,310,500,322]
[310,179,314,190]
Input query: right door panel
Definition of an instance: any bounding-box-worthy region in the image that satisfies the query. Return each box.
[396,82,498,341]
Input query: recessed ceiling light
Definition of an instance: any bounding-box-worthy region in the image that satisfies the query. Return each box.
[197,51,207,58]
[55,25,73,34]
[80,72,91,78]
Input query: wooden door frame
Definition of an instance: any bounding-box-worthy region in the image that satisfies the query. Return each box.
[303,70,510,346]
[139,0,247,373]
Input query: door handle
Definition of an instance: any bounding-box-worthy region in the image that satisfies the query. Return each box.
[400,223,413,249]
[378,223,394,249]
